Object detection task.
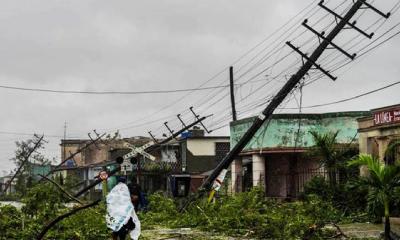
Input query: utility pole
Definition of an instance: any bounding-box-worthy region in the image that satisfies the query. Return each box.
[42,132,107,179]
[74,113,212,197]
[3,135,44,193]
[229,66,237,121]
[200,0,389,192]
[63,121,67,162]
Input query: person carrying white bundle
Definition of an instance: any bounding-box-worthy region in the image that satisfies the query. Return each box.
[106,177,141,240]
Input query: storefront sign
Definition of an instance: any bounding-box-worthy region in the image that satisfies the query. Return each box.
[374,109,400,125]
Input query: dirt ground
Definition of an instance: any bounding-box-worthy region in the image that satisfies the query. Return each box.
[140,224,386,240]
[338,223,382,239]
[140,227,251,240]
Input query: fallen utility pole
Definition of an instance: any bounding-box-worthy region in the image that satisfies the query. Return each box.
[42,132,106,179]
[3,135,44,193]
[39,174,83,205]
[93,114,211,179]
[73,165,121,198]
[36,112,212,239]
[200,0,388,193]
[146,114,211,152]
[76,114,212,197]
[36,199,101,240]
[36,166,120,240]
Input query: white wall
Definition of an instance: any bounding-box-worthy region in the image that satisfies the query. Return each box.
[186,138,229,156]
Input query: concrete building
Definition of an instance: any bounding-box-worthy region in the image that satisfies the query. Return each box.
[230,111,370,198]
[179,128,230,191]
[0,163,52,196]
[59,129,229,194]
[181,132,230,173]
[0,174,16,195]
[60,136,178,195]
[26,162,53,180]
[358,104,400,165]
[61,137,154,167]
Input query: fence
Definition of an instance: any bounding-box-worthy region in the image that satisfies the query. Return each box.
[268,168,328,198]
[291,168,328,197]
[132,159,182,173]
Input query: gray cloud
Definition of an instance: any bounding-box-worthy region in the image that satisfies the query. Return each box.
[0,0,399,174]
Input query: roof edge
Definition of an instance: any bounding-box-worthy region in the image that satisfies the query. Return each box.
[230,111,371,127]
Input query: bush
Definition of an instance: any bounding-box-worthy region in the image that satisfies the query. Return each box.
[0,205,23,240]
[46,204,109,240]
[139,192,178,227]
[0,185,363,239]
[0,182,112,240]
[139,187,343,239]
[303,176,331,199]
[302,176,369,223]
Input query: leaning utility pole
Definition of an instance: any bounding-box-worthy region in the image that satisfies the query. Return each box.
[63,121,67,163]
[200,0,389,192]
[229,66,237,121]
[3,135,44,193]
[74,112,212,198]
[42,132,106,179]
[36,111,213,240]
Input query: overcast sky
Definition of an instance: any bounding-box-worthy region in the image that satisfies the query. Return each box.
[0,0,399,175]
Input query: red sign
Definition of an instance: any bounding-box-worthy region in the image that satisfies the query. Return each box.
[374,109,400,126]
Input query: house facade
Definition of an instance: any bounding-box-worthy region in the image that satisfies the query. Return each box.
[230,111,370,198]
[59,129,229,195]
[0,174,16,195]
[60,136,176,195]
[358,104,400,166]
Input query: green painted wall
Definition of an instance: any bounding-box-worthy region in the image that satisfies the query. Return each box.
[230,112,370,151]
[31,164,51,176]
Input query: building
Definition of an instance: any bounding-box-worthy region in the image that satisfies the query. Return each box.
[61,137,152,167]
[0,174,16,195]
[358,104,400,165]
[26,162,53,180]
[0,163,53,196]
[59,129,230,194]
[60,136,175,196]
[179,128,230,191]
[180,128,230,174]
[230,111,370,199]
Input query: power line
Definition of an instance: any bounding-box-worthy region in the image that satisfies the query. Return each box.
[93,0,323,132]
[155,0,400,134]
[0,131,64,138]
[282,80,400,109]
[0,83,242,95]
[96,0,347,134]
[236,2,400,117]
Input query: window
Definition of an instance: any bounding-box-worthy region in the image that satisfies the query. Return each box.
[215,142,230,163]
[385,139,400,165]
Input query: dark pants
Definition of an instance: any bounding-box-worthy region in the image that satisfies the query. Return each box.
[112,218,135,240]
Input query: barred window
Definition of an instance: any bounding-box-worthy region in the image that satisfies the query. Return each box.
[215,142,230,163]
[386,139,400,165]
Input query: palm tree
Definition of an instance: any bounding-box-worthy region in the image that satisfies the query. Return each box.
[309,131,356,186]
[349,154,400,240]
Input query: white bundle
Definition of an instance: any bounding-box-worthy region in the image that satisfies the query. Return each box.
[106,182,141,240]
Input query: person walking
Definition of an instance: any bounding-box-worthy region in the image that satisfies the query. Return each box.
[128,177,141,211]
[106,177,141,240]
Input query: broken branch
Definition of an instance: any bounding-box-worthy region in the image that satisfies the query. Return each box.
[36,199,101,240]
[39,174,83,205]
